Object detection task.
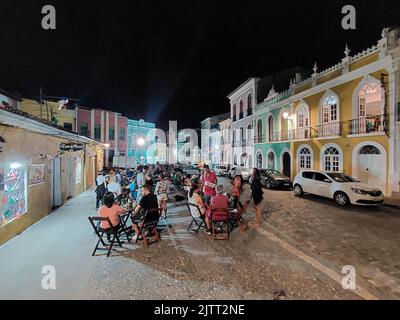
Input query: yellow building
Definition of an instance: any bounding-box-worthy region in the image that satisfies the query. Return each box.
[269,27,400,196]
[20,98,76,132]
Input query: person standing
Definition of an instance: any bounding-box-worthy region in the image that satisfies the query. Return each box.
[95,171,106,209]
[249,168,263,227]
[136,165,144,203]
[107,175,122,198]
[154,174,168,219]
[231,175,243,210]
[201,165,217,205]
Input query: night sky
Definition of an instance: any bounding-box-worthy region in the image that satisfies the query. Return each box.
[0,0,399,130]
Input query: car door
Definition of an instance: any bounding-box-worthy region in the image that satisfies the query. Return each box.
[313,172,332,198]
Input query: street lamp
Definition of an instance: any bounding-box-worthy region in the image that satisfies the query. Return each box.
[104,143,110,149]
[283,111,289,119]
[137,137,145,147]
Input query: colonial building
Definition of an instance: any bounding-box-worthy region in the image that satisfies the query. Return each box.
[127,119,157,165]
[0,98,104,245]
[76,107,127,168]
[255,27,400,196]
[200,113,230,165]
[218,117,231,167]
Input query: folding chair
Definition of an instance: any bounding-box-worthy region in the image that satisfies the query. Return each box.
[229,200,251,232]
[210,207,230,240]
[135,208,162,247]
[88,216,123,257]
[186,202,207,233]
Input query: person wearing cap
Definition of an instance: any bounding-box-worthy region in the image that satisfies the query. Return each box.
[200,164,217,205]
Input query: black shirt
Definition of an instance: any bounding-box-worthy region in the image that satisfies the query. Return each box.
[139,193,159,222]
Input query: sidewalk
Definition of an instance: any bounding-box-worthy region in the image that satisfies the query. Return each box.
[0,188,99,300]
[384,196,400,209]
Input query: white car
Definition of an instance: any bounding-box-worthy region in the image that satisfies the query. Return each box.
[214,165,229,176]
[228,166,250,181]
[293,170,384,207]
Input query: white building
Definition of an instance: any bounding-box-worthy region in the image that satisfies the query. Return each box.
[227,78,257,169]
[219,117,231,167]
[200,113,230,165]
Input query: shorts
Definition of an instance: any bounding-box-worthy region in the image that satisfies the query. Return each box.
[157,193,168,201]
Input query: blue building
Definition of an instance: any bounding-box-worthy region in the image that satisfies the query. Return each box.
[127,119,157,165]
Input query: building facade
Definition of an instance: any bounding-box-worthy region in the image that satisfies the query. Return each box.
[127,119,157,166]
[219,118,232,167]
[201,113,230,165]
[76,108,128,168]
[254,27,400,196]
[228,78,257,169]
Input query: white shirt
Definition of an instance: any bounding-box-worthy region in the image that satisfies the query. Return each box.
[96,175,105,186]
[107,182,121,195]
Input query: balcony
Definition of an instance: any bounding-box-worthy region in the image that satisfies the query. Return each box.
[254,135,265,144]
[348,114,387,135]
[291,127,310,140]
[315,121,342,138]
[270,131,291,142]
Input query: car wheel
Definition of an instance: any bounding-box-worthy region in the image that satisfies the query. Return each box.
[294,184,303,196]
[335,191,350,207]
[265,180,272,189]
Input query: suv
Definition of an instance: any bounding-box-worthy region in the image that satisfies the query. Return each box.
[228,166,250,181]
[293,170,384,207]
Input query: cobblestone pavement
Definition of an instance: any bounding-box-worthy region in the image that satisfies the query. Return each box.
[89,178,400,300]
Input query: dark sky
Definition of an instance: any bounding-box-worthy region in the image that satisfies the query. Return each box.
[0,0,399,130]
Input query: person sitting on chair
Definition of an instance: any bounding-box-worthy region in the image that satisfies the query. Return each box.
[188,183,211,234]
[210,184,230,219]
[98,192,126,240]
[131,184,159,241]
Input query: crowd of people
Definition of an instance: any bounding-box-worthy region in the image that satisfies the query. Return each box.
[94,163,265,241]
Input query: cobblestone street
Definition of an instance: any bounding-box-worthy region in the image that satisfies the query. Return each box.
[1,179,399,300]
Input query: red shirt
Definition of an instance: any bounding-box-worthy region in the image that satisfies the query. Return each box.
[210,194,229,221]
[201,171,217,196]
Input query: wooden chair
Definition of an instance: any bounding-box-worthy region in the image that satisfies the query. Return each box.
[135,208,162,247]
[229,200,251,232]
[88,216,123,257]
[186,202,207,233]
[210,207,230,240]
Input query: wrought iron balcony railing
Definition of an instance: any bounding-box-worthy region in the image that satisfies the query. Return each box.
[348,114,387,135]
[315,121,342,138]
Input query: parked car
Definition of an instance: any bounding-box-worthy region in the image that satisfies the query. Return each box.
[293,170,384,207]
[214,165,229,176]
[260,169,292,189]
[228,166,250,180]
[181,164,199,176]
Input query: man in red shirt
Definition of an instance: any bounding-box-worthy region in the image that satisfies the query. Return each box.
[201,165,217,205]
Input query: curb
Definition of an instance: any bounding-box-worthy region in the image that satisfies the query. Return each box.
[383,202,400,209]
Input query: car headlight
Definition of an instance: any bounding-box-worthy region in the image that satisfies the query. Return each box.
[351,188,368,195]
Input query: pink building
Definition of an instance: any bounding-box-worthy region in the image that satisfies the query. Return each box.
[76,107,127,168]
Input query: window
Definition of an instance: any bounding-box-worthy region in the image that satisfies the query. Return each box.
[302,171,314,179]
[247,94,252,116]
[314,172,330,182]
[268,116,274,142]
[234,154,238,165]
[358,82,383,117]
[321,95,338,123]
[80,123,88,136]
[63,122,72,131]
[94,124,101,140]
[323,146,340,172]
[247,124,252,143]
[239,100,244,119]
[359,145,381,154]
[257,119,262,142]
[232,104,237,121]
[299,147,312,170]
[109,127,115,140]
[119,128,125,141]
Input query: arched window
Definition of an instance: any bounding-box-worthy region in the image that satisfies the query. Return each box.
[256,151,263,169]
[322,146,341,172]
[247,94,252,116]
[240,153,245,167]
[239,100,244,119]
[232,129,236,147]
[248,154,253,169]
[295,104,309,139]
[359,145,381,154]
[268,115,274,142]
[234,154,238,165]
[267,152,275,169]
[256,119,262,143]
[232,104,237,121]
[358,82,382,117]
[240,127,244,146]
[319,94,339,137]
[298,146,312,170]
[247,124,252,143]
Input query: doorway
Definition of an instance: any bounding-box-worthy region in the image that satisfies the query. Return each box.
[51,157,62,208]
[282,152,291,177]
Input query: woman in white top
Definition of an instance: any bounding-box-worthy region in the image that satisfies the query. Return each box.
[107,175,122,197]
